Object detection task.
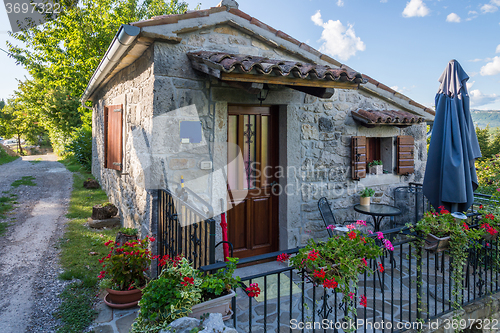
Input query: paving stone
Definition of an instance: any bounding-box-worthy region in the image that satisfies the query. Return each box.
[254,303,276,315]
[116,312,138,333]
[256,312,277,324]
[95,302,113,323]
[93,325,114,333]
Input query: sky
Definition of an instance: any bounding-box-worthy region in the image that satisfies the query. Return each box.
[1,0,500,110]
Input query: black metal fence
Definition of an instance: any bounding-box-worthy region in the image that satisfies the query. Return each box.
[201,227,500,332]
[157,188,216,270]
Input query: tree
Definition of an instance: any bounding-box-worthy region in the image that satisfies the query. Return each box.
[0,99,45,154]
[0,99,5,110]
[476,126,492,160]
[6,0,189,150]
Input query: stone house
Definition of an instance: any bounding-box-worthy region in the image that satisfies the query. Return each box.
[81,1,435,262]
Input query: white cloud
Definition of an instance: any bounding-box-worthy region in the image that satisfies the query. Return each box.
[469,58,484,62]
[337,0,344,6]
[492,0,500,5]
[469,89,499,107]
[402,0,430,18]
[466,80,475,91]
[481,4,498,13]
[480,56,500,76]
[468,10,478,15]
[390,85,400,92]
[311,11,366,61]
[496,44,500,53]
[446,13,461,22]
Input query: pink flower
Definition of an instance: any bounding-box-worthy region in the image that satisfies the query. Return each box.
[326,224,336,230]
[497,188,500,192]
[349,292,355,300]
[346,224,356,230]
[277,253,290,262]
[361,258,368,266]
[383,239,394,251]
[368,230,373,234]
[376,231,384,240]
[356,220,367,226]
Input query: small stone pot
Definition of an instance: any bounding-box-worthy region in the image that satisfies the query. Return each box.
[104,288,142,309]
[360,197,371,206]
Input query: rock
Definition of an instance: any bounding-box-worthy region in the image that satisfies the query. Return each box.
[159,317,200,333]
[88,217,121,229]
[83,178,100,189]
[199,313,237,333]
[92,203,118,220]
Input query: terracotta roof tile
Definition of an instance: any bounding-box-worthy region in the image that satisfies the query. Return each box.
[228,8,252,21]
[299,43,322,58]
[187,51,366,83]
[250,17,277,34]
[276,31,301,46]
[352,109,424,127]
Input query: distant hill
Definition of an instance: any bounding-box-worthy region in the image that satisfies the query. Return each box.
[471,110,500,129]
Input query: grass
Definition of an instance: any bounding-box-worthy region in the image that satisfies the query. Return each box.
[55,155,117,332]
[0,147,18,165]
[0,194,18,235]
[30,158,42,164]
[11,176,36,188]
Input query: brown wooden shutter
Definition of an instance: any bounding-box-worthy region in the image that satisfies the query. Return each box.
[351,136,366,180]
[397,135,414,175]
[105,105,123,171]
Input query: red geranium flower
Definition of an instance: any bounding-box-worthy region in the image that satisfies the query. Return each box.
[378,262,384,273]
[463,222,470,231]
[361,258,368,266]
[359,295,367,307]
[181,276,194,286]
[323,278,338,289]
[313,268,326,280]
[348,231,356,240]
[246,283,261,297]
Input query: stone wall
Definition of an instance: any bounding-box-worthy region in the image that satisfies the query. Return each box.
[92,45,156,239]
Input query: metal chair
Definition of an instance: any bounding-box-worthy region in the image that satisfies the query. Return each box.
[318,197,357,237]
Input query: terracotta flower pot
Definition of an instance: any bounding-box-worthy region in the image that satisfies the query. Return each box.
[360,197,371,206]
[189,289,235,321]
[104,288,142,309]
[425,233,450,252]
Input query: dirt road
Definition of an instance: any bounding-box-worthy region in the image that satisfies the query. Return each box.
[0,154,73,332]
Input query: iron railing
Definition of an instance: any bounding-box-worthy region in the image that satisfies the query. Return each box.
[200,227,500,332]
[157,188,216,271]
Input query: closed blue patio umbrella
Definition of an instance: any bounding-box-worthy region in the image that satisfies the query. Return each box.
[423,60,482,213]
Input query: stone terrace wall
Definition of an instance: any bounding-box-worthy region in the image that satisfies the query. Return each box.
[92,46,155,238]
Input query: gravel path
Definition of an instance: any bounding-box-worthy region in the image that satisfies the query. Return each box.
[0,154,73,333]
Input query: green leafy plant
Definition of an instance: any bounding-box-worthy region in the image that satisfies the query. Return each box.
[368,160,383,167]
[286,222,389,329]
[359,187,375,198]
[11,176,36,187]
[119,227,138,236]
[98,236,157,291]
[132,256,243,333]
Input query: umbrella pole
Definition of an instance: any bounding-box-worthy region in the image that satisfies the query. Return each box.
[451,203,458,213]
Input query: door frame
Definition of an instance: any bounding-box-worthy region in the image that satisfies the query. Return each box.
[226,104,280,258]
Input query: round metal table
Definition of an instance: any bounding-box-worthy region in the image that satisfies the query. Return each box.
[353,203,402,232]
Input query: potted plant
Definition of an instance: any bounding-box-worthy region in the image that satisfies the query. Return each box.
[409,206,481,312]
[368,160,383,175]
[98,236,157,309]
[359,187,375,206]
[285,223,391,327]
[131,256,245,333]
[116,227,139,245]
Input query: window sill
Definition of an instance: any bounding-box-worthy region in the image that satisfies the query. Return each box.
[359,173,401,186]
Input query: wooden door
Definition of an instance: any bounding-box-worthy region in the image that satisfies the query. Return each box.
[226,105,279,259]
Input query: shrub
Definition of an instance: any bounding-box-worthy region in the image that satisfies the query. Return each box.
[65,126,92,171]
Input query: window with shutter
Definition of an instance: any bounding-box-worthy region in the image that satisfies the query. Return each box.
[104,104,123,171]
[351,136,367,180]
[396,135,414,175]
